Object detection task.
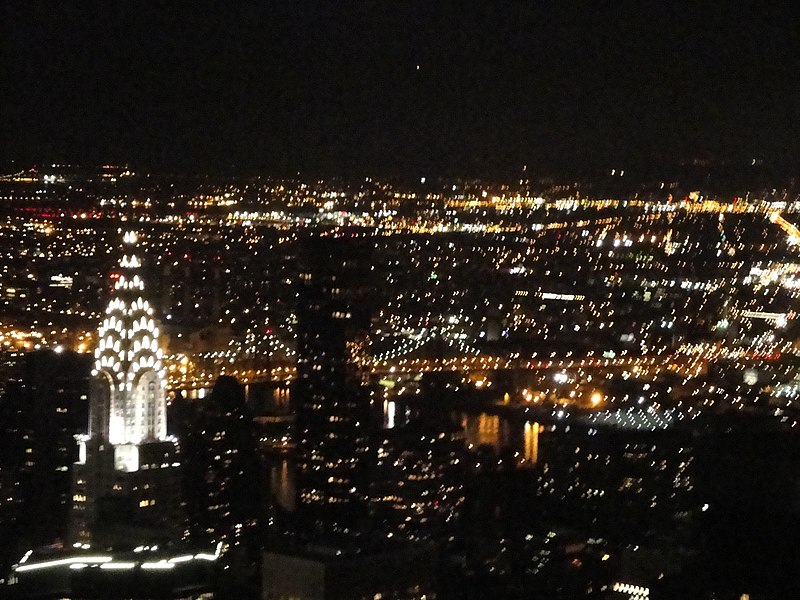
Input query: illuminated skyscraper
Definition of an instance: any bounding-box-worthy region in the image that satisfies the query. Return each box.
[70,232,182,545]
[91,231,167,451]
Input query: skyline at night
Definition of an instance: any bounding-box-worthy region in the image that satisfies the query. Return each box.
[2,3,800,600]
[0,167,799,599]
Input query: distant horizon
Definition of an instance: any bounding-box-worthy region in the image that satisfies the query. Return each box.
[4,157,800,193]
[5,3,800,181]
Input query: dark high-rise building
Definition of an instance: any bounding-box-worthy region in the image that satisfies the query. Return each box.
[293,236,374,539]
[370,413,465,544]
[180,375,262,546]
[536,426,696,539]
[0,350,89,569]
[0,351,30,573]
[263,545,436,600]
[174,375,264,597]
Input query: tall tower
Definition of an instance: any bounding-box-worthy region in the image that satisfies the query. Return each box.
[94,231,167,452]
[293,236,373,539]
[71,232,182,545]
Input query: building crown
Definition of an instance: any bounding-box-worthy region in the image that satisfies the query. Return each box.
[92,231,166,445]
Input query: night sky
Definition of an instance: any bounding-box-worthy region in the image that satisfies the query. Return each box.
[3,2,799,177]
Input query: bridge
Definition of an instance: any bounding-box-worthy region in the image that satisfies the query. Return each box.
[167,341,703,392]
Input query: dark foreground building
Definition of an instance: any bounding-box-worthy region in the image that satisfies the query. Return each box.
[293,236,375,539]
[263,545,435,600]
[0,349,90,571]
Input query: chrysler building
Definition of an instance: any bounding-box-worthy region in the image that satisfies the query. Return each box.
[71,232,182,545]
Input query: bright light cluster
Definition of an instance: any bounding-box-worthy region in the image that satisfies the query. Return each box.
[92,234,167,445]
[13,541,222,574]
[612,582,650,599]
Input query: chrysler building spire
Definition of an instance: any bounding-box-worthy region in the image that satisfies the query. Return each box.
[91,231,166,451]
[71,231,181,545]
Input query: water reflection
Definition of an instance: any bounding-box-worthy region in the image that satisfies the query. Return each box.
[268,456,295,512]
[460,412,540,466]
[380,400,542,468]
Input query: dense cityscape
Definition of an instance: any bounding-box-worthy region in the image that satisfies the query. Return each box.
[4,3,800,599]
[0,164,798,598]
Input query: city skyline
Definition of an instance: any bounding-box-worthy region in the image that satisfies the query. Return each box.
[1,167,799,598]
[3,3,800,599]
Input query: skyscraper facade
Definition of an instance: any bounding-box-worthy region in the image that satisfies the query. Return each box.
[293,236,374,539]
[0,350,89,569]
[70,232,182,545]
[180,375,262,546]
